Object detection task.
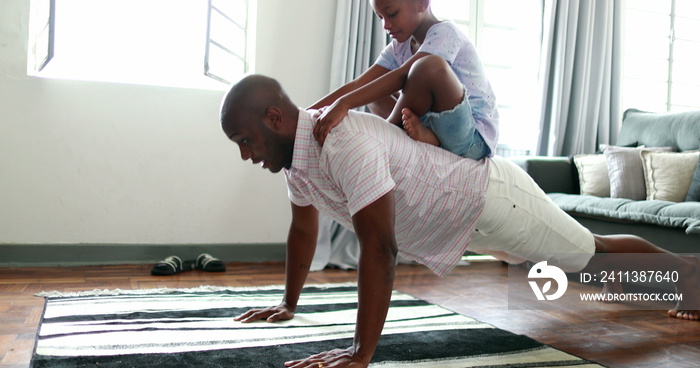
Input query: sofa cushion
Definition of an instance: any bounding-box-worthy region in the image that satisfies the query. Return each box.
[573,154,609,197]
[618,109,700,151]
[549,193,700,235]
[686,158,700,202]
[641,150,700,202]
[600,145,673,200]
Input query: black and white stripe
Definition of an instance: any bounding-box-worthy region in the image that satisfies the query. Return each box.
[33,285,604,367]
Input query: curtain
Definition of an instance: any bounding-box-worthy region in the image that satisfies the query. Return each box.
[537,0,623,156]
[329,0,387,90]
[313,0,388,271]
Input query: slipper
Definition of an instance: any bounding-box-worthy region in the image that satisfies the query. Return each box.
[195,253,226,272]
[150,256,195,276]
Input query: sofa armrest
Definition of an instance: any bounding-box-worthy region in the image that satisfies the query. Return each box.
[509,156,579,194]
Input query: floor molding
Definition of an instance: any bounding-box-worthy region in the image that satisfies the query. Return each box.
[0,243,286,267]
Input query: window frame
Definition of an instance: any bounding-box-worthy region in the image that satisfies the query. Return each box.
[29,0,56,73]
[431,0,543,153]
[204,0,251,85]
[622,0,700,112]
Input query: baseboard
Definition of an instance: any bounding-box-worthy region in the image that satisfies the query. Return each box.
[0,243,286,267]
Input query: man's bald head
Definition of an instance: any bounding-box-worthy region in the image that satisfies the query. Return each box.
[220,74,296,131]
[220,75,299,173]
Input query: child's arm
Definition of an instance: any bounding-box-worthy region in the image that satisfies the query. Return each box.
[308,64,391,110]
[314,52,432,145]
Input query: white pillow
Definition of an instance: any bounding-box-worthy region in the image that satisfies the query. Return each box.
[641,151,700,202]
[573,154,609,197]
[601,145,673,200]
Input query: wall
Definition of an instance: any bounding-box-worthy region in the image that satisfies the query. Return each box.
[0,1,337,251]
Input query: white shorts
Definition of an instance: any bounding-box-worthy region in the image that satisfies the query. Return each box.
[469,156,595,272]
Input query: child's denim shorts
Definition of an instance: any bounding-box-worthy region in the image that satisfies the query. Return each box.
[420,89,490,160]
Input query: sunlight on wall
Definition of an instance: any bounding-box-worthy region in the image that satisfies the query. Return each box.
[28,0,254,90]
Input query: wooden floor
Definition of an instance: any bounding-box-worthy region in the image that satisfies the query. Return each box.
[1,261,699,367]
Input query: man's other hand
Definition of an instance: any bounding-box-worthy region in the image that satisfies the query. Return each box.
[233,302,295,323]
[284,347,369,368]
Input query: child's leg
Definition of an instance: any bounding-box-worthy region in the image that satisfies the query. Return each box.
[386,55,463,126]
[586,235,700,320]
[402,105,490,159]
[389,55,489,159]
[368,95,398,120]
[401,108,440,146]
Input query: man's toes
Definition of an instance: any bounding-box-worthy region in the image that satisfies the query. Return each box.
[669,309,683,319]
[668,309,700,320]
[685,311,700,320]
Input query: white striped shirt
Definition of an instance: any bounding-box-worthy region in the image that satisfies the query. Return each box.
[284,109,489,277]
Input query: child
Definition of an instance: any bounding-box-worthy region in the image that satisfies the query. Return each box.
[310,0,499,160]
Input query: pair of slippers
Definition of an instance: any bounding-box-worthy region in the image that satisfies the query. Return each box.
[150,253,226,275]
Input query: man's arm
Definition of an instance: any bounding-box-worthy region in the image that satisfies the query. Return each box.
[282,203,320,313]
[235,202,319,323]
[350,190,398,364]
[285,191,398,368]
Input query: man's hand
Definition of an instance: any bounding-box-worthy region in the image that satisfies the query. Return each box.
[234,302,295,323]
[284,347,369,368]
[313,99,350,146]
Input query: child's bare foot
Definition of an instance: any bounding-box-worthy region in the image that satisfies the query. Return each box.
[668,256,700,320]
[401,108,440,146]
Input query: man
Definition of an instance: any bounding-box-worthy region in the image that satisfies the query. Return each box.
[220,75,699,368]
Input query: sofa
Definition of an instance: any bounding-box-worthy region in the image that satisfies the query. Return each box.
[511,109,700,256]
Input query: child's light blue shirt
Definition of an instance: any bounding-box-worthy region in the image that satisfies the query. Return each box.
[375,21,499,157]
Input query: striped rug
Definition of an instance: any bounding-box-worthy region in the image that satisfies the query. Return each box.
[33,284,604,367]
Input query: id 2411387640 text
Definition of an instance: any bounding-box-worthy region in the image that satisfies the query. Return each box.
[579,270,679,284]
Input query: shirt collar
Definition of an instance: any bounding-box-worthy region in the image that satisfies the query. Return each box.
[287,108,317,174]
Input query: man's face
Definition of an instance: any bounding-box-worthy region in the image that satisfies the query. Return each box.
[223,112,293,174]
[371,0,424,43]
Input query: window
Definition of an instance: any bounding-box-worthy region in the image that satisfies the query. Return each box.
[432,0,543,153]
[28,0,55,72]
[27,0,255,90]
[205,0,252,85]
[623,0,700,112]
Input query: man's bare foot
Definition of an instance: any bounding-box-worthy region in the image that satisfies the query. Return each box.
[401,108,440,147]
[668,256,700,320]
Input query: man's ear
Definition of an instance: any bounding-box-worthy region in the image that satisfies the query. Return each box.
[263,106,284,132]
[417,0,429,12]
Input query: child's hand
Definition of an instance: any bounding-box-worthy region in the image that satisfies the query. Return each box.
[313,99,350,146]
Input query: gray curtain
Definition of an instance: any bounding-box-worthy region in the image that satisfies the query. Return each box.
[537,0,623,156]
[313,0,388,271]
[329,0,387,90]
